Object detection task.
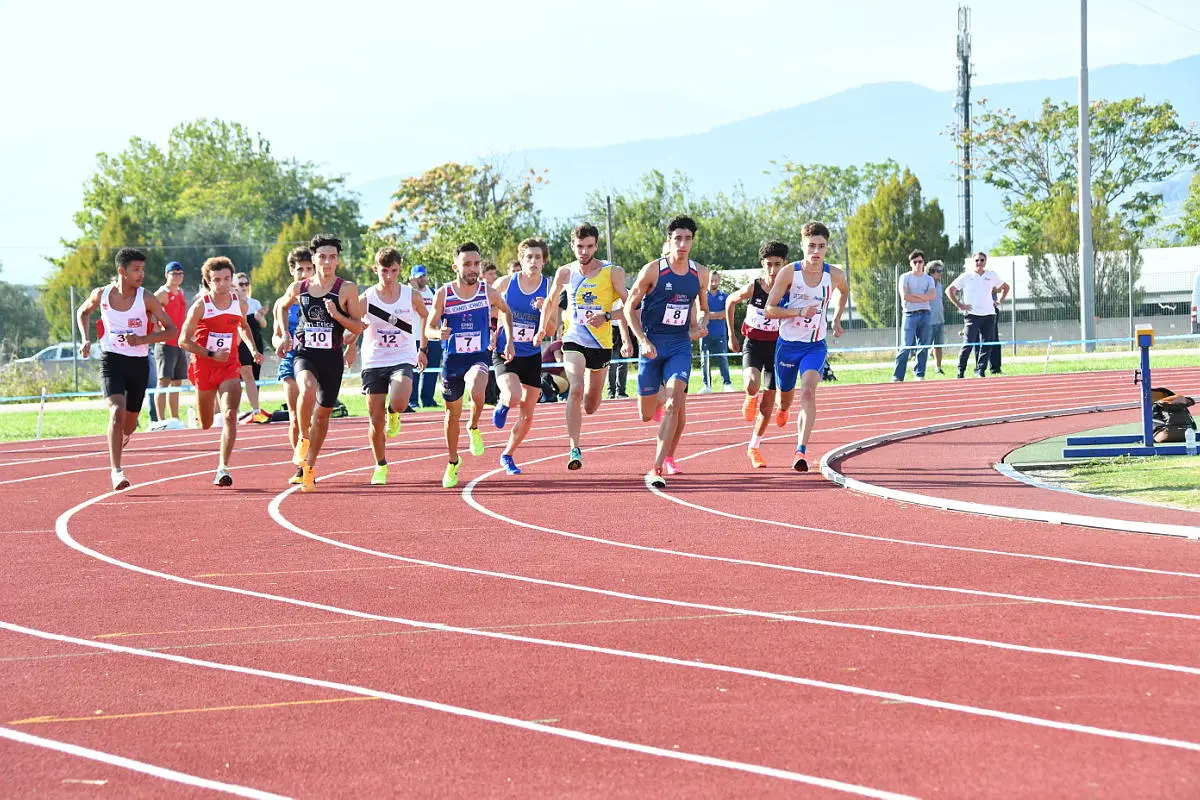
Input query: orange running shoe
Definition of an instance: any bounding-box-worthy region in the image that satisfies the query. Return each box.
[741,393,758,422]
[775,407,790,428]
[747,447,767,468]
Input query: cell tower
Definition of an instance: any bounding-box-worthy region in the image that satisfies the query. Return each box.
[954,4,973,252]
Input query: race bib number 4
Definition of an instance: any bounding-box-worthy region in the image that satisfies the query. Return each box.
[305,326,334,350]
[205,332,233,352]
[454,331,482,353]
[513,323,536,343]
[662,303,689,326]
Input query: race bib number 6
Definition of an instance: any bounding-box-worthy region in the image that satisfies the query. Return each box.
[305,326,334,350]
[205,332,233,352]
[662,303,689,326]
[454,331,482,353]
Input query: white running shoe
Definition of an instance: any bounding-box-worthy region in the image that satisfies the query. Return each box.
[111,469,130,491]
[697,386,712,395]
[214,467,233,487]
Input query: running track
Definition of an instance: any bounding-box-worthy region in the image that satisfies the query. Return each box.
[1,369,1199,798]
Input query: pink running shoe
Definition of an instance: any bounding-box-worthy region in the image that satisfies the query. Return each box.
[663,457,683,475]
[652,405,664,423]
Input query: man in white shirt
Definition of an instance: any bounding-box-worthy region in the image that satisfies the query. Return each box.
[946,252,1009,378]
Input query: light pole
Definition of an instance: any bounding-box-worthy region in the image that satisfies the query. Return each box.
[1079,0,1096,352]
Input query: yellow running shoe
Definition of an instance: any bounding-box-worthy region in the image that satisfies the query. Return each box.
[442,459,462,489]
[300,465,317,493]
[288,466,304,485]
[386,411,401,438]
[747,447,767,469]
[370,463,389,485]
[468,427,485,457]
[293,438,309,466]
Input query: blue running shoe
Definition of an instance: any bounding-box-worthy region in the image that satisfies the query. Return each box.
[500,454,522,475]
[567,447,582,470]
[493,403,510,429]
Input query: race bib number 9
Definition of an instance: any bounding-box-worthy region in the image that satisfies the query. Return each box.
[454,331,482,353]
[377,329,402,348]
[662,303,689,326]
[305,326,334,350]
[205,332,233,352]
[513,323,536,343]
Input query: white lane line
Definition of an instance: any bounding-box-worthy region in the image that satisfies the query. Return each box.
[0,621,914,799]
[0,725,288,800]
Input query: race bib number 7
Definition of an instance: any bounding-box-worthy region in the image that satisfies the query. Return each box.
[454,331,482,353]
[662,303,689,326]
[305,326,334,350]
[205,332,233,352]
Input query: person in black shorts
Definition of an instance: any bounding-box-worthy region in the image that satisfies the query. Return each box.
[77,247,178,491]
[274,233,364,491]
[234,272,269,423]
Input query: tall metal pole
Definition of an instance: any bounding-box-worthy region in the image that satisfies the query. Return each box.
[1011,261,1017,355]
[1078,0,1096,353]
[1127,249,1135,351]
[604,195,615,263]
[894,263,901,348]
[69,286,79,394]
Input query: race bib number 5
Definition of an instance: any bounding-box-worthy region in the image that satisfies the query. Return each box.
[454,331,482,353]
[205,332,233,352]
[662,303,689,326]
[305,326,334,350]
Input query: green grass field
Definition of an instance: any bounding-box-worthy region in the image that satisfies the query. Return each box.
[1066,455,1200,510]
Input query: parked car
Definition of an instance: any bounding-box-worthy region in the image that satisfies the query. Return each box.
[13,342,99,371]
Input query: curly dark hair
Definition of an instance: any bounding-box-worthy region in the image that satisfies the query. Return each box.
[759,241,789,261]
[309,233,343,253]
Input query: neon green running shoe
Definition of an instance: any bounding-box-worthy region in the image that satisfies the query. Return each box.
[386,410,401,438]
[442,458,462,489]
[468,427,485,457]
[370,463,389,485]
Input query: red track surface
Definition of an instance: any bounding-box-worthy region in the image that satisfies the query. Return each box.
[2,369,1199,798]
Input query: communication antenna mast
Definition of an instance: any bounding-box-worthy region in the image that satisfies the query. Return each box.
[954,4,973,252]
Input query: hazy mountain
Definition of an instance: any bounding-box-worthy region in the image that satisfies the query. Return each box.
[354,55,1200,249]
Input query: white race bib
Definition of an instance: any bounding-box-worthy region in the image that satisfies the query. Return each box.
[454,331,482,353]
[574,305,600,325]
[111,328,136,346]
[661,303,689,326]
[305,326,334,350]
[745,305,779,332]
[377,328,402,349]
[205,332,233,352]
[513,323,536,343]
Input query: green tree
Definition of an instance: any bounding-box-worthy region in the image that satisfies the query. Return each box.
[963,97,1200,250]
[1026,191,1142,319]
[1177,173,1200,245]
[0,262,48,358]
[253,211,326,301]
[846,170,951,327]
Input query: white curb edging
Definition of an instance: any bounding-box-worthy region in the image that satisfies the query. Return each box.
[818,403,1200,540]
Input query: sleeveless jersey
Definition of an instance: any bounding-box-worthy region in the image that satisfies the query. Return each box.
[641,259,701,339]
[497,273,548,358]
[99,286,149,357]
[193,293,244,354]
[361,285,418,368]
[162,289,187,346]
[742,278,780,341]
[296,277,346,356]
[779,263,832,344]
[442,282,490,356]
[563,261,618,349]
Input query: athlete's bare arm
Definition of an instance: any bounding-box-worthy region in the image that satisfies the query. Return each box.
[694,267,710,337]
[275,282,302,356]
[829,266,849,337]
[329,281,365,336]
[537,265,570,340]
[610,265,629,303]
[425,287,450,341]
[177,299,229,363]
[725,282,753,351]
[76,287,104,358]
[487,284,515,361]
[624,262,660,354]
[412,291,430,370]
[138,294,178,349]
[765,265,797,320]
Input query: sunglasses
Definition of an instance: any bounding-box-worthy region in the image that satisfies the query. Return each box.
[974,259,986,264]
[237,281,250,286]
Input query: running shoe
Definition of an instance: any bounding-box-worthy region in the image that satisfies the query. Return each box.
[500,454,522,475]
[442,459,462,489]
[288,466,304,485]
[723,384,735,393]
[741,393,758,422]
[747,447,767,469]
[652,405,664,423]
[492,403,510,429]
[293,438,309,466]
[697,386,712,395]
[775,407,790,428]
[214,467,233,487]
[238,410,255,425]
[663,457,683,475]
[468,427,485,456]
[567,447,582,471]
[370,463,389,485]
[111,468,130,491]
[300,465,317,493]
[792,453,809,473]
[250,409,271,424]
[386,411,401,438]
[646,468,667,489]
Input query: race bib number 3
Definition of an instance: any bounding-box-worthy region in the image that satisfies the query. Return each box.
[454,331,482,353]
[112,328,136,346]
[305,326,334,350]
[513,323,536,343]
[205,332,233,352]
[662,303,689,326]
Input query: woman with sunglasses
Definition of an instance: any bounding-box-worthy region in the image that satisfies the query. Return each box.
[927,260,946,374]
[234,271,269,423]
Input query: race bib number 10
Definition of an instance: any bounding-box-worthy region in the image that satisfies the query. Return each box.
[305,326,334,350]
[454,331,482,353]
[662,303,689,326]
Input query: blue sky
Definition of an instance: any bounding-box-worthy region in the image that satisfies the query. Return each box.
[2,0,1198,282]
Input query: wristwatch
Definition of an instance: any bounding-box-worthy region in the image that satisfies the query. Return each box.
[205,349,215,358]
[603,312,612,321]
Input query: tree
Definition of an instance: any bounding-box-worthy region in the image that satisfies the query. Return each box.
[253,211,327,301]
[1177,173,1200,245]
[1026,191,1142,319]
[963,97,1200,250]
[0,262,48,358]
[767,160,900,265]
[846,170,951,327]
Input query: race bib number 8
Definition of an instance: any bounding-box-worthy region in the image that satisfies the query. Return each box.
[205,332,233,352]
[454,331,482,353]
[662,303,689,326]
[513,323,536,343]
[305,326,334,350]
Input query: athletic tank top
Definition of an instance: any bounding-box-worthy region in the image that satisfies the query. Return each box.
[779,263,832,344]
[497,273,548,358]
[641,259,701,339]
[563,261,618,349]
[296,277,346,355]
[162,289,187,346]
[742,278,780,341]
[361,285,418,368]
[193,293,244,355]
[99,286,149,357]
[442,282,490,356]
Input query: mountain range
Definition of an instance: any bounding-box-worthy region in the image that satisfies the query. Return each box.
[353,55,1200,250]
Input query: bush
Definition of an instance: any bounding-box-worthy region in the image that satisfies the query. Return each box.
[0,361,100,400]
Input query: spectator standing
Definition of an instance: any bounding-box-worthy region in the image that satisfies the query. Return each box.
[891,250,935,382]
[233,272,269,423]
[153,261,189,421]
[409,265,440,408]
[607,299,633,398]
[698,270,732,393]
[926,260,946,375]
[947,252,1009,378]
